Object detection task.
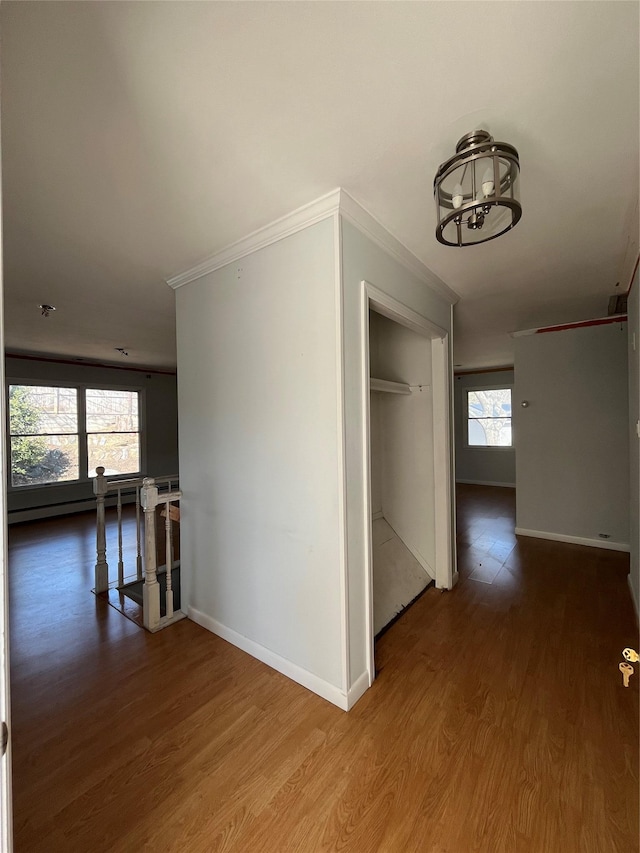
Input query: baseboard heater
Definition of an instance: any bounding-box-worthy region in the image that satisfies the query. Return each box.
[8,492,137,525]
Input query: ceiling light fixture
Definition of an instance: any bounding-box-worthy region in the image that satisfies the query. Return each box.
[39,303,56,317]
[434,129,522,247]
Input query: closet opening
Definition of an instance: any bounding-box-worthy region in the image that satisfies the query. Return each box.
[361,282,453,681]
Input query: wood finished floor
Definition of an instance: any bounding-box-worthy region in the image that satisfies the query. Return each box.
[9,487,639,852]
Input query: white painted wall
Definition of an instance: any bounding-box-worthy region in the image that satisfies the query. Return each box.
[340,217,452,692]
[514,322,629,549]
[176,219,346,698]
[173,192,455,710]
[454,370,516,487]
[628,269,639,617]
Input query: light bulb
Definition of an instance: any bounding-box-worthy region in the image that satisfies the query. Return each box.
[452,183,463,209]
[482,167,494,197]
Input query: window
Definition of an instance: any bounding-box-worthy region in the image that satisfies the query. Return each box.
[86,389,140,478]
[467,386,512,447]
[8,384,141,487]
[9,385,80,486]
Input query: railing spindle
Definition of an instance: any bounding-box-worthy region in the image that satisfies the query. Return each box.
[94,467,109,593]
[164,504,174,619]
[117,487,124,588]
[135,486,142,581]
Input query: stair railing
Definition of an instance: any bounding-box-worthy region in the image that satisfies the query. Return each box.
[140,477,183,632]
[93,466,178,593]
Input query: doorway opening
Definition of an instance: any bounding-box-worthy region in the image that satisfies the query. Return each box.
[361,281,453,682]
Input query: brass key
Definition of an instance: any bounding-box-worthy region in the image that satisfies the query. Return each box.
[622,648,639,663]
[619,661,634,687]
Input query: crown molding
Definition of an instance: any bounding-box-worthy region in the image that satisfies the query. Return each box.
[166,187,459,306]
[167,189,341,289]
[337,189,458,305]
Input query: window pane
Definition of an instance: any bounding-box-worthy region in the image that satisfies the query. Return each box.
[468,389,511,419]
[10,435,79,486]
[85,389,139,432]
[468,418,512,447]
[9,385,78,435]
[88,433,140,477]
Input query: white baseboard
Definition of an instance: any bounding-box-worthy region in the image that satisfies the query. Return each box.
[346,670,371,710]
[515,527,630,553]
[629,575,639,628]
[456,479,516,489]
[188,607,367,711]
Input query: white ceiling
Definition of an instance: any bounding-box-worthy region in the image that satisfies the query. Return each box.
[2,1,638,370]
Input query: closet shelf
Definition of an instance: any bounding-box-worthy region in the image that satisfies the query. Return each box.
[370,377,411,395]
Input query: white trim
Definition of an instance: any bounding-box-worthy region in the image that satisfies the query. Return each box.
[366,282,448,340]
[167,189,341,289]
[346,670,370,710]
[339,190,458,305]
[372,510,384,521]
[333,211,351,697]
[361,284,376,689]
[187,607,351,711]
[449,305,458,585]
[166,188,459,306]
[432,336,454,590]
[147,610,188,634]
[361,279,454,675]
[515,527,630,552]
[456,479,516,489]
[628,575,639,627]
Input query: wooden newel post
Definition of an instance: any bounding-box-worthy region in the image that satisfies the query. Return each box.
[141,477,160,631]
[94,466,109,593]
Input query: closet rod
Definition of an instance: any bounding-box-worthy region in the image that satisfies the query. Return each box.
[369,377,411,395]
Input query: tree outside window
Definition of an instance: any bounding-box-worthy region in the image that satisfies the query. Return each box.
[8,384,141,486]
[467,387,512,447]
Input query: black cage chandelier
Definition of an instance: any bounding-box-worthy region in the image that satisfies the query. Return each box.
[434,129,521,247]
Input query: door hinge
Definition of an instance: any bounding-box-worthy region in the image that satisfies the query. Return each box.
[1,722,8,757]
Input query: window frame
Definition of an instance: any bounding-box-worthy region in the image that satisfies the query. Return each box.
[464,383,513,451]
[6,379,146,491]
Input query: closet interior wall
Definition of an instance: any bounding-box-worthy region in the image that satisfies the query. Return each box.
[369,309,436,633]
